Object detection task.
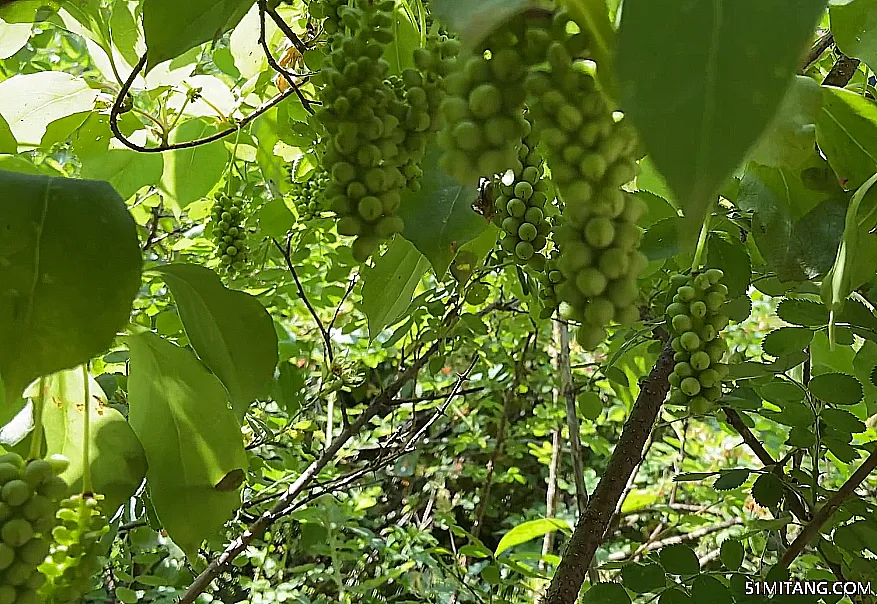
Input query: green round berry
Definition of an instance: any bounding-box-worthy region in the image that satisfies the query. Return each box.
[0,519,32,547]
[698,368,720,389]
[690,351,711,371]
[689,396,712,414]
[514,181,534,200]
[676,286,696,302]
[576,324,606,350]
[680,377,702,397]
[674,362,694,378]
[1,481,29,507]
[468,83,502,118]
[576,268,607,297]
[515,241,535,260]
[680,332,701,352]
[518,222,538,242]
[671,313,692,333]
[584,217,615,249]
[690,301,707,318]
[507,198,526,218]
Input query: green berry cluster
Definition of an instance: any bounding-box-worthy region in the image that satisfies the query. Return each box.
[523,14,648,350]
[288,167,330,221]
[437,17,539,185]
[537,251,565,319]
[493,116,553,265]
[318,0,410,262]
[0,453,69,604]
[307,0,348,35]
[665,270,731,414]
[38,494,109,603]
[210,192,248,273]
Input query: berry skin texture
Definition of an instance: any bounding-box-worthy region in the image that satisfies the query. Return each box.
[664,270,729,410]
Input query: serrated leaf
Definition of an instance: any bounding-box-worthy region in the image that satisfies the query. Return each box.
[641,216,684,261]
[706,232,750,298]
[763,400,815,428]
[751,472,784,508]
[0,171,142,403]
[720,540,745,571]
[495,518,571,557]
[128,331,247,559]
[361,237,430,339]
[821,408,867,434]
[824,437,862,463]
[154,264,279,420]
[776,298,830,327]
[143,0,255,72]
[40,367,147,516]
[658,544,700,576]
[809,372,864,405]
[871,364,877,389]
[399,144,485,277]
[762,327,814,357]
[713,469,751,491]
[722,296,752,323]
[786,425,817,448]
[817,86,877,190]
[620,563,666,594]
[616,0,825,237]
[581,583,632,604]
[658,589,693,604]
[759,381,806,403]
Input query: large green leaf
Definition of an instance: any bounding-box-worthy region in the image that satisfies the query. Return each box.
[153,264,278,420]
[821,173,877,332]
[706,231,751,298]
[159,119,230,213]
[80,149,164,201]
[41,367,147,515]
[0,17,30,59]
[617,0,826,231]
[0,171,142,404]
[361,237,430,340]
[127,332,247,558]
[581,583,632,604]
[817,87,877,190]
[830,0,877,71]
[738,159,847,281]
[0,72,98,146]
[399,144,485,277]
[659,544,700,575]
[143,0,255,72]
[494,518,571,556]
[808,372,864,405]
[748,76,822,169]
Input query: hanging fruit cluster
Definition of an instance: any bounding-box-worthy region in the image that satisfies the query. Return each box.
[0,453,69,604]
[537,251,565,319]
[38,494,109,602]
[493,115,554,266]
[287,167,330,221]
[210,191,249,273]
[665,270,731,414]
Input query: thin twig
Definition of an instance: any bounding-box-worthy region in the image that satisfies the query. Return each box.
[273,236,334,363]
[266,4,309,54]
[257,0,313,114]
[328,272,358,334]
[802,32,834,71]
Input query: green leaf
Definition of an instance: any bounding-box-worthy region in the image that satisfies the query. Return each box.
[159,119,230,213]
[720,539,745,570]
[620,563,665,594]
[494,518,571,556]
[749,76,822,169]
[616,0,825,232]
[399,144,485,277]
[751,472,784,508]
[831,0,877,71]
[821,173,877,332]
[706,232,751,298]
[581,582,631,604]
[80,149,164,201]
[658,544,700,576]
[361,237,430,340]
[0,171,142,403]
[432,0,531,48]
[577,391,603,421]
[604,366,629,387]
[0,72,98,146]
[722,296,752,323]
[127,332,247,558]
[634,190,677,229]
[674,472,718,482]
[691,575,733,604]
[382,2,420,76]
[825,437,862,463]
[560,0,618,103]
[153,264,279,420]
[786,425,817,448]
[641,216,683,261]
[143,0,255,72]
[821,408,866,433]
[809,373,864,405]
[658,589,693,604]
[0,114,15,154]
[713,469,751,491]
[273,361,305,416]
[817,87,877,190]
[762,327,814,357]
[41,368,147,515]
[738,160,847,281]
[256,197,296,239]
[776,298,830,327]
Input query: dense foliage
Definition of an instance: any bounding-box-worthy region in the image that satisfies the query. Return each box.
[0,0,877,603]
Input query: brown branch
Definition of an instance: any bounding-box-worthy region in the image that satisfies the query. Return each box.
[802,32,834,71]
[779,448,877,569]
[257,0,313,114]
[541,345,674,604]
[177,337,447,603]
[606,518,743,561]
[722,407,811,522]
[266,4,309,54]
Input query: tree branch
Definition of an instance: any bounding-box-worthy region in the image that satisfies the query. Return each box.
[802,32,834,72]
[542,345,674,604]
[779,447,877,569]
[606,518,742,561]
[177,337,448,603]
